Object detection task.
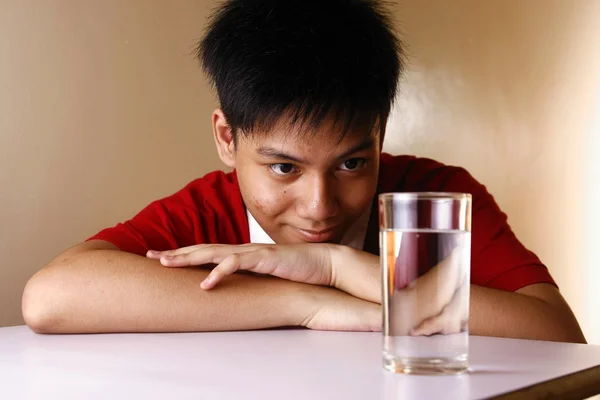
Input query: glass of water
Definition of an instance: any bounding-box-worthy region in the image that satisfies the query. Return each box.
[379,192,472,375]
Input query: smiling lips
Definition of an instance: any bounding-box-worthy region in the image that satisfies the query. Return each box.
[294,226,339,242]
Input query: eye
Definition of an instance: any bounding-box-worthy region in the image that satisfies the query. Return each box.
[339,158,367,171]
[269,163,297,175]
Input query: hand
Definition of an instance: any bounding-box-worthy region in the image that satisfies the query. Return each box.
[147,244,381,332]
[301,286,382,332]
[147,243,334,289]
[148,244,381,303]
[410,279,469,336]
[387,244,468,336]
[406,242,470,336]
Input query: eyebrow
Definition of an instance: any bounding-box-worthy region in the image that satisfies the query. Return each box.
[255,137,375,165]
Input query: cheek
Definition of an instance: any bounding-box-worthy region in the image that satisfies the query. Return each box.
[243,177,292,218]
[338,176,378,213]
[234,150,293,220]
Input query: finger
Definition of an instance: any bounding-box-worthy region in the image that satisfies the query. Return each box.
[201,249,277,289]
[161,244,275,267]
[200,254,243,289]
[147,244,213,259]
[411,315,442,336]
[412,295,467,336]
[160,246,231,267]
[149,243,270,260]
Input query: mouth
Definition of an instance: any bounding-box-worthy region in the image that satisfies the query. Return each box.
[294,226,339,243]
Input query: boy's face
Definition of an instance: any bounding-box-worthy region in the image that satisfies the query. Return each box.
[214,111,381,244]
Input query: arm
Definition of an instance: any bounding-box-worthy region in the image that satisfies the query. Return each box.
[470,283,586,343]
[22,240,380,334]
[150,241,586,343]
[332,247,586,343]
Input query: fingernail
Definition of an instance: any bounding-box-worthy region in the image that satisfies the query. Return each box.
[160,255,174,265]
[201,276,214,289]
[147,250,158,256]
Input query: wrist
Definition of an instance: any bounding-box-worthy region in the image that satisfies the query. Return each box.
[329,245,381,303]
[328,244,354,288]
[283,279,324,327]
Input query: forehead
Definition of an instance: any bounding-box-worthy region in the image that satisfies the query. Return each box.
[240,115,381,155]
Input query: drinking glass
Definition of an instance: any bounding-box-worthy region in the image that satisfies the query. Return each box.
[379,192,472,375]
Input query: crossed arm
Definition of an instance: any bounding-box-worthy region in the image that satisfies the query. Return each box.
[22,240,586,343]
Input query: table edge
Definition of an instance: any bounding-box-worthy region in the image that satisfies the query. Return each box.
[488,364,600,400]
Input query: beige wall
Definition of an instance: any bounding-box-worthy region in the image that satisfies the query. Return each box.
[0,0,219,325]
[1,1,599,342]
[384,0,600,343]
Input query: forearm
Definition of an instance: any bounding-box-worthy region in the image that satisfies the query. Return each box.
[22,248,313,334]
[469,284,586,343]
[330,245,381,303]
[331,247,585,343]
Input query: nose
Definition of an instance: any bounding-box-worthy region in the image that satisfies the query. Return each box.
[295,174,339,222]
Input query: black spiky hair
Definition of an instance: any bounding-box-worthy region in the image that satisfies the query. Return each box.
[198,0,404,141]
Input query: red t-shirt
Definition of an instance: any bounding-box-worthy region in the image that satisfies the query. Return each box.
[87,153,556,292]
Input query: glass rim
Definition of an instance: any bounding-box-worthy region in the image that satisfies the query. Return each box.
[379,192,472,201]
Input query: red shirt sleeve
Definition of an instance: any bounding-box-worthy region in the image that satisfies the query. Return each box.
[86,171,249,256]
[378,154,556,292]
[432,165,557,291]
[87,196,205,256]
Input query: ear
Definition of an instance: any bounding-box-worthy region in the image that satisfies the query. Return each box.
[212,109,236,168]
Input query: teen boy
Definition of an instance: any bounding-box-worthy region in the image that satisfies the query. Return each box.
[22,0,585,343]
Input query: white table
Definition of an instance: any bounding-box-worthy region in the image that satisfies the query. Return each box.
[1,326,599,400]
